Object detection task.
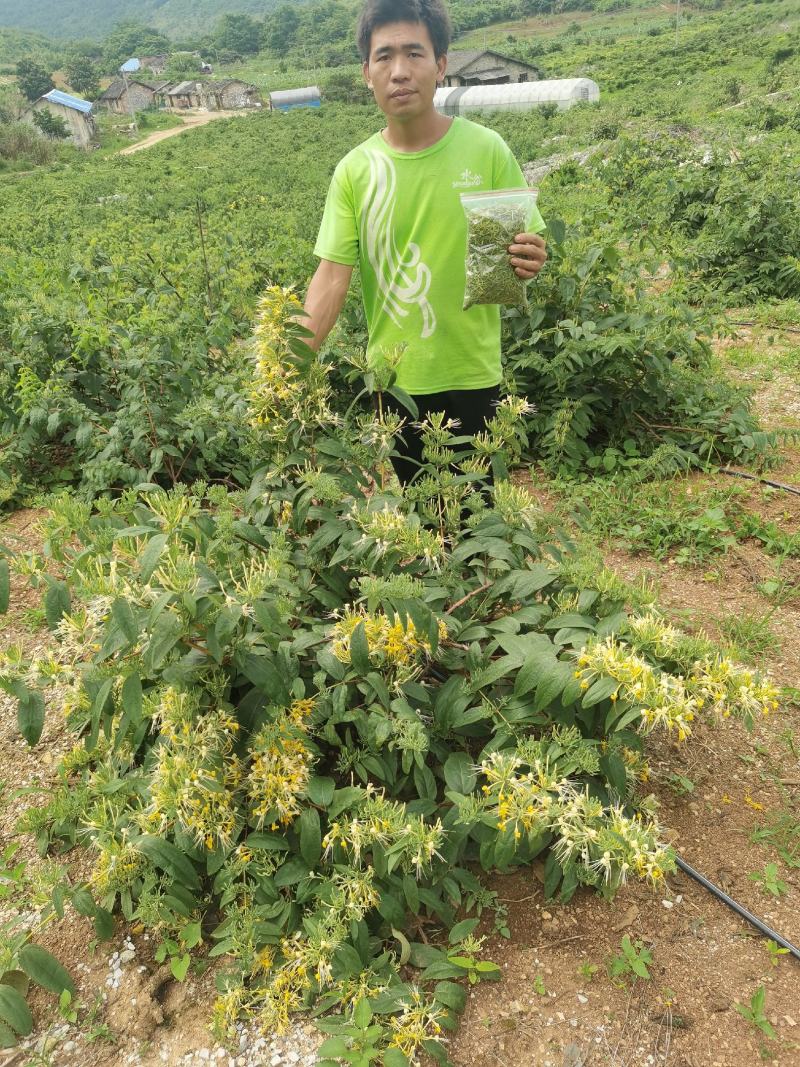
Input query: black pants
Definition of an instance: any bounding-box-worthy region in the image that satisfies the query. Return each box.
[380,385,501,486]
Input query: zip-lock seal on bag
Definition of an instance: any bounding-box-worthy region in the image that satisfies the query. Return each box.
[461,188,539,311]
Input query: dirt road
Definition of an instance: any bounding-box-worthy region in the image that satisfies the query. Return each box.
[118,109,244,155]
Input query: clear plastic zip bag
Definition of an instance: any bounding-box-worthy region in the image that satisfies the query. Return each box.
[461,188,539,311]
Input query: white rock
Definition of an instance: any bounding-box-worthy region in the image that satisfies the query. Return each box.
[577,994,589,1004]
[662,899,674,909]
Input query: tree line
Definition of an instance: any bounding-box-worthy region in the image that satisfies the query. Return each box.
[7,0,636,108]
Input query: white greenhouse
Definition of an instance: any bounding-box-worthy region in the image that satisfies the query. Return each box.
[434,78,599,115]
[269,86,322,112]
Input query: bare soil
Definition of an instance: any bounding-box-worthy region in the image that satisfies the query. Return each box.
[118,111,247,156]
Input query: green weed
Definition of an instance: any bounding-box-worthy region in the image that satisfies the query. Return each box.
[764,939,790,967]
[735,985,776,1040]
[751,815,800,869]
[607,936,652,984]
[748,863,789,898]
[716,611,777,662]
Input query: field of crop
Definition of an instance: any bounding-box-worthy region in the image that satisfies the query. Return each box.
[1,2,800,1066]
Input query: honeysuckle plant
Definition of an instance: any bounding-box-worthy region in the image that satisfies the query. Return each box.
[0,289,779,1064]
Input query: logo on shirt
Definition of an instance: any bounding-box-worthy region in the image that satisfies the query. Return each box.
[452,168,483,189]
[361,150,436,339]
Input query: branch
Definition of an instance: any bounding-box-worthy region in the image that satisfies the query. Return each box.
[445,581,492,615]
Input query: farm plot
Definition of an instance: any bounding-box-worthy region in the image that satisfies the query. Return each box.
[1,319,798,1067]
[2,8,800,1057]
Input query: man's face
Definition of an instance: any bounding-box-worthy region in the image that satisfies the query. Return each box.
[363,20,447,121]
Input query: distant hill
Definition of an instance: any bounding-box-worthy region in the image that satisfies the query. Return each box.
[0,25,55,64]
[0,0,307,40]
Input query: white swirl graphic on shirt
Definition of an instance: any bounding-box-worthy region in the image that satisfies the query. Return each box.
[360,149,436,339]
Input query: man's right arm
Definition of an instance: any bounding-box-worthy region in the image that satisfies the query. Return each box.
[302,259,354,352]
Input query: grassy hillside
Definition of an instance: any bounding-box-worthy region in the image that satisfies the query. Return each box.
[0,0,307,41]
[0,25,55,65]
[458,0,800,120]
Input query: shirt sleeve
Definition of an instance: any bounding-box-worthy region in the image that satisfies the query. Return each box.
[314,160,359,266]
[492,136,547,235]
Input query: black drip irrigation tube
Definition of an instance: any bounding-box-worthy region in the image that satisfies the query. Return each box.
[718,467,800,498]
[676,855,800,961]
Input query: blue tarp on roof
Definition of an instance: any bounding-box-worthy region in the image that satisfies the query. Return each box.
[120,58,141,73]
[43,89,93,114]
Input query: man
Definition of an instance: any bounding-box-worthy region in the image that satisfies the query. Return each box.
[303,0,547,484]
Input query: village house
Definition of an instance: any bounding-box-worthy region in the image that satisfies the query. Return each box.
[200,79,261,110]
[96,78,157,115]
[164,79,261,111]
[139,54,170,76]
[164,80,200,109]
[24,89,97,148]
[442,49,542,88]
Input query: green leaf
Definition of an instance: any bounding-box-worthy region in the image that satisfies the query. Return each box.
[513,643,559,698]
[0,1020,16,1049]
[475,961,501,974]
[170,954,191,982]
[16,686,45,747]
[0,559,9,614]
[0,972,28,997]
[240,653,289,704]
[422,959,470,981]
[317,1036,350,1058]
[349,621,371,674]
[443,752,477,795]
[298,807,322,868]
[402,876,419,916]
[392,927,412,965]
[534,661,575,712]
[600,752,628,796]
[630,957,649,979]
[70,887,95,917]
[582,676,619,708]
[352,997,372,1028]
[448,918,480,945]
[183,922,202,950]
[139,533,168,582]
[93,908,114,940]
[0,985,32,1036]
[136,836,200,890]
[18,944,74,995]
[245,832,288,851]
[117,673,143,740]
[144,612,183,672]
[543,852,562,899]
[383,1049,410,1067]
[542,614,596,632]
[434,981,466,1013]
[306,776,335,807]
[112,598,139,643]
[44,580,70,631]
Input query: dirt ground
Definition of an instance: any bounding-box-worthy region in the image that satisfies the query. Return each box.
[118,110,248,156]
[1,322,799,1067]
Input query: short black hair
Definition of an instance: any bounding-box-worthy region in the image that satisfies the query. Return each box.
[357,0,453,62]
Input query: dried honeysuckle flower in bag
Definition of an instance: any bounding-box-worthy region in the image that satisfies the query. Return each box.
[462,188,540,310]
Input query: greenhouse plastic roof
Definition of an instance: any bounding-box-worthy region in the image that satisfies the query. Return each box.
[42,89,93,114]
[435,78,599,110]
[269,86,321,105]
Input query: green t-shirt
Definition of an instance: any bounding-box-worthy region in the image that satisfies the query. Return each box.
[314,116,546,395]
